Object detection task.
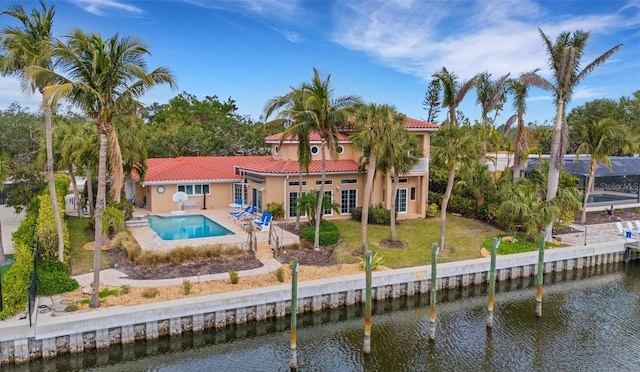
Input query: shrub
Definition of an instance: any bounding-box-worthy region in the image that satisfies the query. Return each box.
[228,269,239,284]
[0,241,33,319]
[265,202,285,220]
[36,260,79,296]
[110,200,134,221]
[120,284,131,295]
[98,287,119,298]
[111,231,142,261]
[273,267,285,282]
[447,194,476,217]
[183,279,192,295]
[36,193,70,261]
[428,192,443,208]
[300,220,340,247]
[65,304,78,312]
[426,203,438,218]
[102,205,125,235]
[141,288,159,298]
[359,251,384,271]
[350,204,393,225]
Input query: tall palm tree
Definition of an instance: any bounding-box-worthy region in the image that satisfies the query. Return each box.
[521,28,622,241]
[476,72,509,163]
[299,68,361,251]
[53,122,84,217]
[0,152,8,263]
[264,85,311,231]
[0,1,66,261]
[431,123,480,250]
[572,118,629,223]
[28,30,176,307]
[433,67,477,127]
[351,103,403,253]
[385,128,421,242]
[504,74,534,183]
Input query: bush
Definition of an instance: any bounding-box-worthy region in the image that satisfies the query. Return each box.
[228,269,239,284]
[110,231,142,261]
[359,251,384,271]
[265,202,285,220]
[300,220,340,247]
[426,203,439,218]
[350,204,394,225]
[36,260,79,296]
[273,267,285,282]
[36,193,70,261]
[98,287,119,298]
[102,205,125,235]
[447,194,476,217]
[0,241,33,319]
[141,288,159,298]
[120,284,131,295]
[428,192,443,208]
[110,200,134,221]
[183,279,192,295]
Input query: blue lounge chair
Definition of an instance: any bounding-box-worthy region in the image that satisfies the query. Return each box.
[254,212,272,232]
[228,205,252,219]
[232,205,256,221]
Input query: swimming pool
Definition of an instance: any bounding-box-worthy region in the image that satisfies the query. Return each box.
[146,215,234,240]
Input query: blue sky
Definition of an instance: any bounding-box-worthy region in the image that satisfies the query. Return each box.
[1,0,639,126]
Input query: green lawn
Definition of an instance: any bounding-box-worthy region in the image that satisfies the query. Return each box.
[67,217,111,275]
[0,254,14,276]
[480,233,561,255]
[332,214,504,268]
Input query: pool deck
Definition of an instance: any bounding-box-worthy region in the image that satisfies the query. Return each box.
[127,207,299,252]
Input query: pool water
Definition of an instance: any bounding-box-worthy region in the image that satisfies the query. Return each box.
[146,214,234,240]
[587,194,636,203]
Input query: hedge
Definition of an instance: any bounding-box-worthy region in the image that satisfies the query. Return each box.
[36,260,79,296]
[0,241,33,319]
[300,220,340,247]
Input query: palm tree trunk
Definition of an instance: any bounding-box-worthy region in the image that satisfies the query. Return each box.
[0,221,5,263]
[580,161,597,224]
[439,168,456,250]
[90,130,108,308]
[108,129,124,203]
[390,170,399,242]
[313,143,325,251]
[295,170,302,231]
[360,153,377,254]
[69,164,82,218]
[544,102,565,241]
[42,96,65,262]
[86,168,94,217]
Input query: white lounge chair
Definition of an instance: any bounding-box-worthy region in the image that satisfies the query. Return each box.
[232,205,256,221]
[634,220,640,232]
[616,222,627,236]
[626,221,639,234]
[229,205,252,219]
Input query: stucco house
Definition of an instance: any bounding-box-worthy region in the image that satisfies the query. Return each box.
[129,117,438,220]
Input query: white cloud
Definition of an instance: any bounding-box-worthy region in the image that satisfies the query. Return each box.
[0,77,41,112]
[70,0,143,17]
[330,0,640,83]
[184,0,301,20]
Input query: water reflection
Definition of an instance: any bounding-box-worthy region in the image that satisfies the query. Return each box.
[20,261,640,371]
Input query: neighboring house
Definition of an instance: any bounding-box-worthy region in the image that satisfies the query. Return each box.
[131,118,438,219]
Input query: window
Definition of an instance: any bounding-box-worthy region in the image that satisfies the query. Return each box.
[323,190,333,216]
[274,145,280,155]
[341,189,357,214]
[410,187,416,201]
[316,179,333,185]
[337,145,344,155]
[178,184,210,195]
[341,179,358,184]
[395,188,408,213]
[233,183,247,204]
[288,181,307,187]
[252,188,263,213]
[289,191,307,218]
[311,145,319,155]
[398,178,409,184]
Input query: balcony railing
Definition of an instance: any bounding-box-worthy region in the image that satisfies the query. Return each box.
[410,157,429,173]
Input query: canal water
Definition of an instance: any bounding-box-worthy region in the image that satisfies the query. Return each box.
[22,261,640,371]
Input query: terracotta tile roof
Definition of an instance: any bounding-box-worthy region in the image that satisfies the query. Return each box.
[404,117,439,130]
[240,159,359,175]
[140,156,271,183]
[265,117,438,142]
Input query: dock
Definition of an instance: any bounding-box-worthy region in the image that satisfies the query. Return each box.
[623,240,640,262]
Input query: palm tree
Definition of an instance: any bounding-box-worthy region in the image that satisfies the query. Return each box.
[299,68,361,251]
[114,114,149,202]
[385,128,421,242]
[504,74,534,183]
[264,85,311,231]
[433,67,477,127]
[0,152,8,263]
[351,103,403,253]
[53,122,85,217]
[476,72,509,163]
[431,123,480,250]
[0,1,66,262]
[572,118,629,223]
[521,28,622,241]
[28,30,176,307]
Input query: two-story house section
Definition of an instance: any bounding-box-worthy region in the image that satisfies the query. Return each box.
[132,117,438,219]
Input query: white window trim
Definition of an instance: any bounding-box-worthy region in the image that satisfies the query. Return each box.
[323,190,334,216]
[396,188,408,214]
[340,189,358,215]
[177,183,211,196]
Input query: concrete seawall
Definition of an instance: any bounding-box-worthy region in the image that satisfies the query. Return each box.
[0,241,637,366]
